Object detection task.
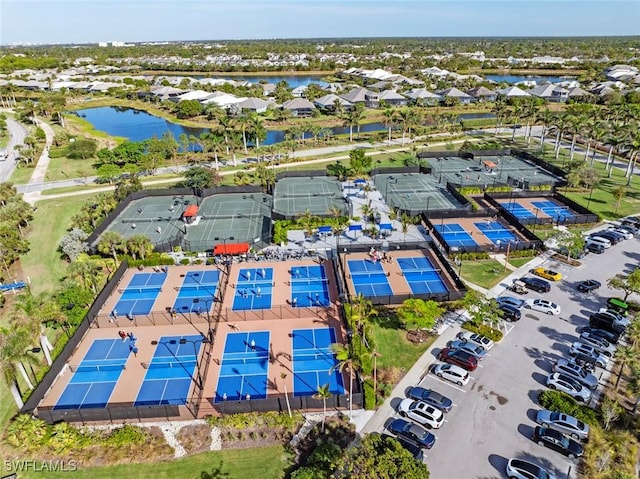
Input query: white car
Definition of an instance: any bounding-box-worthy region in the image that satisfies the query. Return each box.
[552,359,599,390]
[607,226,633,239]
[506,458,557,479]
[524,298,561,315]
[398,398,445,429]
[547,373,592,402]
[455,331,495,351]
[569,342,609,368]
[432,363,470,386]
[495,296,525,309]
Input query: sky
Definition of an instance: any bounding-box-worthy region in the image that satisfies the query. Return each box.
[1,0,638,45]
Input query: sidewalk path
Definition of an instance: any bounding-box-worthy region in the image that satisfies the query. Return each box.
[22,118,55,204]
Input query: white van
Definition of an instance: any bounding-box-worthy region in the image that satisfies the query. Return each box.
[586,236,611,249]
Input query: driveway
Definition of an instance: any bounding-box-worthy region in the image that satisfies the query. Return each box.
[0,117,27,182]
[366,231,639,479]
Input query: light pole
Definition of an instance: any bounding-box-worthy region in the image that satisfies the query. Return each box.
[179,337,211,390]
[192,296,215,339]
[533,208,539,232]
[25,347,42,383]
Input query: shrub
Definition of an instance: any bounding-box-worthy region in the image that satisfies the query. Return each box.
[179,258,191,265]
[461,321,503,342]
[363,381,376,410]
[538,390,600,426]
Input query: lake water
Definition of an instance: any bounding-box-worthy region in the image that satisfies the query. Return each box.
[76,107,495,146]
[485,74,574,84]
[194,75,329,88]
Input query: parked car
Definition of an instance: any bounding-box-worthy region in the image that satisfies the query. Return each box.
[590,313,627,335]
[524,298,561,315]
[398,399,445,429]
[585,236,611,249]
[591,231,621,245]
[569,352,597,372]
[576,279,601,293]
[449,340,488,360]
[455,331,495,350]
[520,276,551,293]
[585,242,606,254]
[406,387,453,413]
[622,216,640,226]
[546,373,592,402]
[602,229,626,242]
[597,308,629,325]
[385,418,436,449]
[532,426,584,459]
[505,458,557,479]
[532,267,563,281]
[552,358,599,390]
[496,296,525,309]
[615,224,639,235]
[380,433,424,460]
[607,297,630,315]
[437,347,478,371]
[579,332,616,357]
[577,326,621,344]
[568,342,609,368]
[431,363,470,386]
[607,226,633,239]
[498,303,522,322]
[536,410,590,440]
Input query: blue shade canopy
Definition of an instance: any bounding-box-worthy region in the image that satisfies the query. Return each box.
[354,179,366,184]
[348,224,363,231]
[318,226,332,233]
[379,223,393,230]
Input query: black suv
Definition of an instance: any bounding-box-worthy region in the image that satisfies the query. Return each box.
[590,313,626,334]
[585,243,605,254]
[519,276,551,293]
[498,304,521,322]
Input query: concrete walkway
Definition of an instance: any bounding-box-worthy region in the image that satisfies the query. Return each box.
[22,118,55,204]
[357,252,549,434]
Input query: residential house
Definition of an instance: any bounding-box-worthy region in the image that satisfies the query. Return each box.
[528,83,569,102]
[237,97,270,114]
[262,83,277,96]
[567,86,590,100]
[378,89,407,107]
[496,86,531,98]
[281,98,316,117]
[466,86,497,102]
[340,87,379,108]
[313,93,353,112]
[436,87,474,105]
[291,85,308,98]
[404,88,441,106]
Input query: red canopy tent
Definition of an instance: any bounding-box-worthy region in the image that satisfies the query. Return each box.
[213,243,250,255]
[482,160,497,169]
[183,204,199,217]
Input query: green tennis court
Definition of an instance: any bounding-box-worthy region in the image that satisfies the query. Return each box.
[272,176,347,218]
[373,173,462,213]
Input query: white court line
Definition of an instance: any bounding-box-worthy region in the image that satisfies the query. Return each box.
[429,376,468,393]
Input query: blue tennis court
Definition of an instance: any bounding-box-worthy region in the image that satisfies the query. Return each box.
[348,259,393,297]
[531,201,575,221]
[134,334,204,406]
[291,328,344,397]
[500,201,536,219]
[173,270,221,313]
[232,268,273,311]
[474,221,517,245]
[290,265,330,307]
[397,257,448,294]
[55,339,131,409]
[434,223,478,248]
[215,331,270,402]
[113,272,166,316]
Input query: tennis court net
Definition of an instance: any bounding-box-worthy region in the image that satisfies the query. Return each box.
[69,364,126,373]
[235,280,274,288]
[290,278,330,285]
[201,213,263,220]
[348,271,388,279]
[121,217,164,224]
[118,286,162,294]
[401,268,442,275]
[281,191,337,198]
[142,360,197,370]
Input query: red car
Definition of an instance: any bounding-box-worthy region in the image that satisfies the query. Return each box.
[437,348,478,371]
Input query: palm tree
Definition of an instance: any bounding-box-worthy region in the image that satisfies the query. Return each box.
[331,343,360,419]
[280,372,292,418]
[381,108,397,144]
[624,132,640,186]
[97,231,123,265]
[127,235,153,260]
[313,383,332,433]
[248,115,266,149]
[589,120,609,166]
[492,98,509,135]
[615,345,639,391]
[536,108,554,152]
[233,115,252,154]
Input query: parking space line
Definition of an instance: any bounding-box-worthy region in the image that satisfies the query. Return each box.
[429,376,467,392]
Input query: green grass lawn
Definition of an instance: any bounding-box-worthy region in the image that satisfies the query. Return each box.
[45,156,97,182]
[459,259,511,289]
[20,194,94,294]
[371,322,434,372]
[15,445,290,479]
[508,257,534,269]
[9,165,36,185]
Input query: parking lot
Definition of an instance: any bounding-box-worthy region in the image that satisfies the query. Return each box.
[379,227,640,478]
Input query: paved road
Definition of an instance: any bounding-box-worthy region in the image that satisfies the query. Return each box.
[0,117,27,183]
[362,226,639,479]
